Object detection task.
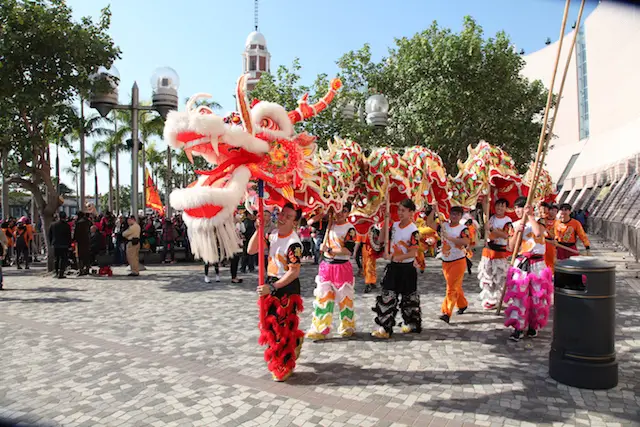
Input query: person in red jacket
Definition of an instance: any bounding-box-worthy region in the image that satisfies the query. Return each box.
[555,203,591,260]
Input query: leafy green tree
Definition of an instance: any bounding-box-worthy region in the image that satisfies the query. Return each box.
[0,0,120,266]
[251,18,548,171]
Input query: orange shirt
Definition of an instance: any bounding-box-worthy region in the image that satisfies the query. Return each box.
[555,218,590,248]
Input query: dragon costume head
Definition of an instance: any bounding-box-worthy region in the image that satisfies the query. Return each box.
[165,74,341,262]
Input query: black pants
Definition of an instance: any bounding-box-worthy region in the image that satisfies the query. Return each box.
[373,262,422,334]
[54,248,67,277]
[355,244,363,269]
[206,253,241,279]
[241,241,254,272]
[15,245,29,268]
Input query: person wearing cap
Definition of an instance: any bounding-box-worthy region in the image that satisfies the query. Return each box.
[122,215,141,276]
[307,202,358,340]
[555,203,591,260]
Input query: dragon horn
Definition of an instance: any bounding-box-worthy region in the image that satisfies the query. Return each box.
[236,74,254,135]
[288,78,342,125]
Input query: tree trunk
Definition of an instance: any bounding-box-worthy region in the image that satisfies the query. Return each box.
[1,148,8,218]
[108,151,114,212]
[94,170,99,210]
[114,112,120,215]
[115,148,120,215]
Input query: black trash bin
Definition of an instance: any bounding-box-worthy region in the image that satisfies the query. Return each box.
[549,256,618,389]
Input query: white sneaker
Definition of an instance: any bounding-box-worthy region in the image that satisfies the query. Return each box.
[204,275,211,283]
[215,274,220,283]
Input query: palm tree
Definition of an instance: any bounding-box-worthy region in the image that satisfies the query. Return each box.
[144,142,164,185]
[94,135,120,213]
[70,104,112,207]
[64,158,81,210]
[85,147,107,209]
[184,97,222,111]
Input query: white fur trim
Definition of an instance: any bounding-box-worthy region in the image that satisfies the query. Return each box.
[170,166,250,211]
[170,166,251,264]
[164,108,270,156]
[250,101,294,138]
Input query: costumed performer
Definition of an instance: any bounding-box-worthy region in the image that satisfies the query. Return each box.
[372,198,422,338]
[415,208,439,272]
[464,217,477,275]
[306,203,357,340]
[249,203,305,382]
[477,199,513,310]
[555,203,591,260]
[356,224,382,294]
[433,206,470,324]
[504,197,553,342]
[539,202,557,272]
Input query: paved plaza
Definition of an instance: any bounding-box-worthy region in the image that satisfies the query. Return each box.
[0,237,638,427]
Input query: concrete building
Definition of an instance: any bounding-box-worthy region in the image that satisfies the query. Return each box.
[521,0,640,252]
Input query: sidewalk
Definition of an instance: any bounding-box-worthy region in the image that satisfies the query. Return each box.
[0,236,638,426]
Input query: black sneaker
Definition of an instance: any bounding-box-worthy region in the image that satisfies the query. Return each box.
[364,285,372,294]
[509,330,523,342]
[457,306,467,315]
[527,328,538,338]
[439,314,450,324]
[16,265,22,270]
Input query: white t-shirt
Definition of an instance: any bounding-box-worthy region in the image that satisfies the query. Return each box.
[488,215,513,247]
[390,221,420,263]
[325,222,357,261]
[267,229,303,279]
[441,222,470,262]
[514,217,546,256]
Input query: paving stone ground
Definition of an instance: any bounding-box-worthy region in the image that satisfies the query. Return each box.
[0,236,638,427]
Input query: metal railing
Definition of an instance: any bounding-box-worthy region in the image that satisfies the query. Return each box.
[590,217,640,263]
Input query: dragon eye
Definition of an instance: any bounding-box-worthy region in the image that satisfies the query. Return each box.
[260,117,280,130]
[197,106,213,115]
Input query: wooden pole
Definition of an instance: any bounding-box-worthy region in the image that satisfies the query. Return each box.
[534,0,587,182]
[384,194,391,258]
[496,0,573,315]
[482,195,491,246]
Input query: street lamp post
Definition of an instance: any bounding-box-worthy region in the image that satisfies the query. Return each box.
[89,66,179,218]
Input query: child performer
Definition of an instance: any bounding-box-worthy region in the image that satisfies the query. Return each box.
[504,197,553,342]
[249,203,305,382]
[555,203,591,260]
[432,206,470,324]
[306,203,357,339]
[539,202,557,271]
[477,199,513,310]
[464,218,477,274]
[372,199,422,338]
[359,224,382,294]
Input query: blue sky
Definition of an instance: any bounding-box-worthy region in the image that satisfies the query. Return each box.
[62,0,598,196]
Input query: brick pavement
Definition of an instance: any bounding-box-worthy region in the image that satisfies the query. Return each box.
[0,237,638,427]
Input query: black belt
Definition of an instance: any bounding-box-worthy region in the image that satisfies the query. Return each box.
[487,242,507,252]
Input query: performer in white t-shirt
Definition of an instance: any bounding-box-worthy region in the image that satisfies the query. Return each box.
[372,199,422,339]
[477,199,513,310]
[306,203,358,340]
[248,203,304,382]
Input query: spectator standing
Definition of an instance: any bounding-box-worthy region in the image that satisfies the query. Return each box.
[123,215,141,276]
[49,212,72,279]
[74,212,92,276]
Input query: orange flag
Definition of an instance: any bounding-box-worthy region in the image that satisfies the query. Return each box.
[145,168,165,216]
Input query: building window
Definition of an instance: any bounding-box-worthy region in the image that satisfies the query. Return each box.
[576,25,589,140]
[250,44,257,49]
[258,44,264,50]
[249,57,257,71]
[259,56,266,71]
[557,153,580,192]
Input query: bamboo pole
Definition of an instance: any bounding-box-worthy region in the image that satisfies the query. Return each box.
[385,194,391,258]
[533,0,587,183]
[496,0,573,315]
[482,195,491,246]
